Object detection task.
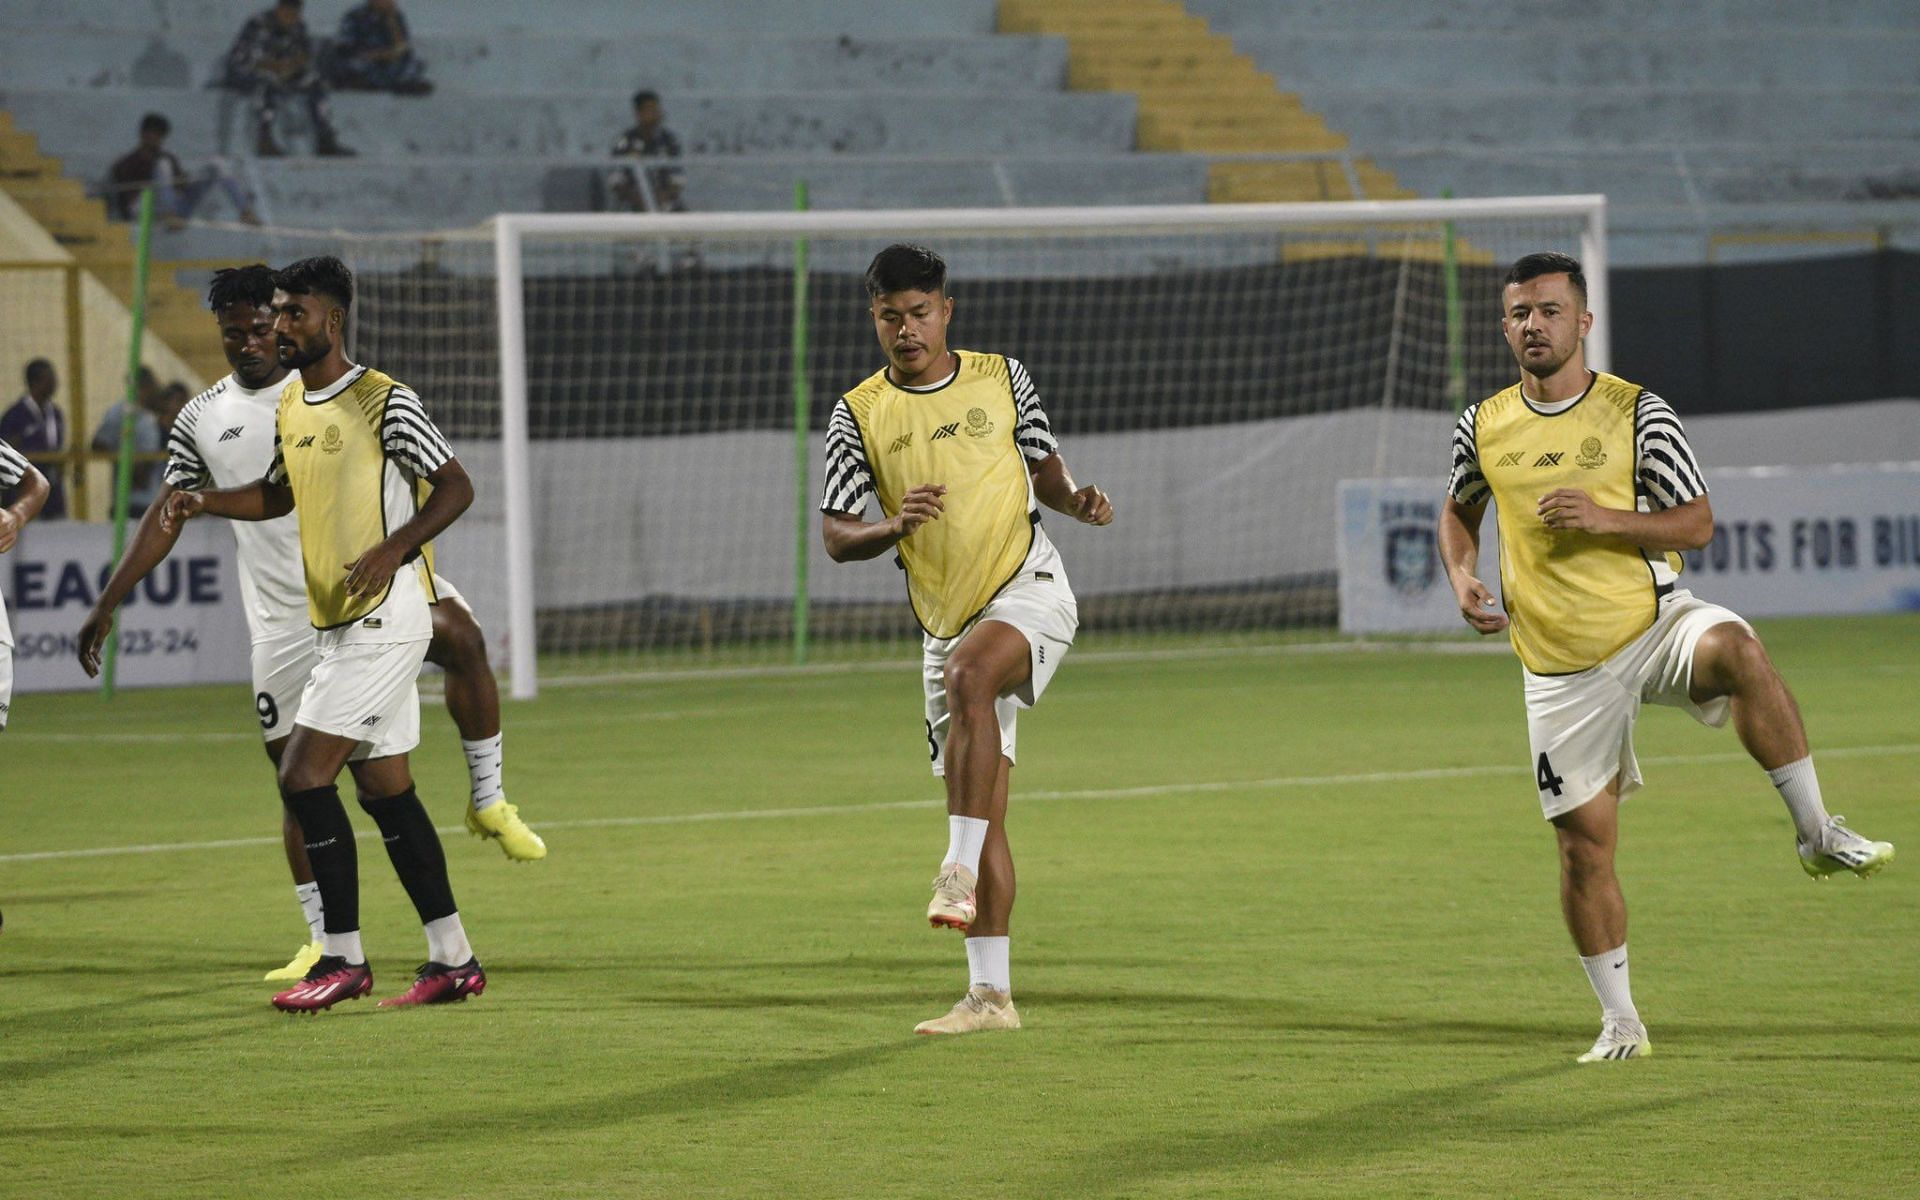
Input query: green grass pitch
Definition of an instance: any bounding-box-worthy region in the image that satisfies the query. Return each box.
[3,616,1916,1198]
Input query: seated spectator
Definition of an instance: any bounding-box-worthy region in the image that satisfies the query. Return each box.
[90,368,166,515]
[609,90,687,213]
[108,114,260,230]
[328,0,432,95]
[0,359,68,519]
[158,382,193,436]
[222,0,355,157]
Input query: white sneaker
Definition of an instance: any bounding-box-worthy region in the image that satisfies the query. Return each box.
[1799,816,1894,879]
[913,986,1021,1036]
[1577,1018,1652,1063]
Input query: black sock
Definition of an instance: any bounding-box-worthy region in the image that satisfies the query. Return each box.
[359,787,458,924]
[282,785,359,941]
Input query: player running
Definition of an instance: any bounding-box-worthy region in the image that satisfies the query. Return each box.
[79,265,544,987]
[1,437,52,733]
[160,255,491,1012]
[1439,251,1894,1063]
[822,244,1112,1035]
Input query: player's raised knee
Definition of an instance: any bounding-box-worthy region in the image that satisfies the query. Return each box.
[942,656,999,710]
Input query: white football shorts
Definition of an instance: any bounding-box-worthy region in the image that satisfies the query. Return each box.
[923,530,1079,776]
[1523,589,1750,820]
[293,632,429,760]
[251,624,319,745]
[0,640,13,732]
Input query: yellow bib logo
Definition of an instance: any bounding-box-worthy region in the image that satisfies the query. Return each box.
[966,407,994,438]
[322,425,344,454]
[1577,437,1607,469]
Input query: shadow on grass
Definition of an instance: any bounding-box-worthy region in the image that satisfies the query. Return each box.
[262,1038,914,1170]
[1032,1064,1701,1194]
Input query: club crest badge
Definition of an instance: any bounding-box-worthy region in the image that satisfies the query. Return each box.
[965,407,994,437]
[322,424,344,454]
[1576,436,1607,469]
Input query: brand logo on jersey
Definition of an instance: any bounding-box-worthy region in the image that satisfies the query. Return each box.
[362,617,382,629]
[360,715,382,727]
[219,426,245,442]
[1577,437,1607,469]
[1496,451,1525,467]
[322,425,344,454]
[295,435,316,448]
[888,432,913,454]
[931,422,959,441]
[965,407,994,438]
[1533,452,1565,468]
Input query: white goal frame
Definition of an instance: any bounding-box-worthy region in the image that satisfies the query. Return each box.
[492,195,1608,697]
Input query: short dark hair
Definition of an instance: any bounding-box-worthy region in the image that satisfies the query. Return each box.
[25,358,53,386]
[207,263,278,312]
[632,89,660,109]
[1504,252,1587,305]
[140,112,171,137]
[863,243,946,299]
[275,255,354,313]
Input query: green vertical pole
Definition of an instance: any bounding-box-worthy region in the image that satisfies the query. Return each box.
[102,186,156,698]
[1440,187,1467,414]
[791,180,811,665]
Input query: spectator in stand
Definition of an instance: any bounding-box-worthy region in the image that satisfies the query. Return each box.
[0,359,68,519]
[90,367,166,516]
[328,0,433,94]
[108,114,260,230]
[222,0,355,157]
[609,90,687,213]
[158,382,193,436]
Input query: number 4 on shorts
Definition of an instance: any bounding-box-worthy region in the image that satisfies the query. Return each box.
[1536,752,1565,797]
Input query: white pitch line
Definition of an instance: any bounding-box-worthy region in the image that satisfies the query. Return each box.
[3,742,1914,866]
[531,637,1511,690]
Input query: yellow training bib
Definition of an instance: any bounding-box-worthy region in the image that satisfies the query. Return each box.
[843,351,1034,639]
[1475,371,1674,675]
[277,367,435,630]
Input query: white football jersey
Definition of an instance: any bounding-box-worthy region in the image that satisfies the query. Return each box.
[165,373,308,639]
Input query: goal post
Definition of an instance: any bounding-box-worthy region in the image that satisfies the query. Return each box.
[338,194,1607,697]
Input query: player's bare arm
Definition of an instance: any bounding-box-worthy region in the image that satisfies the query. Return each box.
[1030,453,1112,526]
[0,461,49,554]
[821,483,946,562]
[79,482,193,677]
[1538,489,1713,551]
[1438,496,1509,635]
[161,475,295,532]
[344,457,475,597]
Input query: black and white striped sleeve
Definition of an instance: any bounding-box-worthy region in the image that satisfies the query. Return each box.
[380,385,454,478]
[1007,358,1058,465]
[819,398,873,516]
[163,391,213,489]
[1635,391,1706,510]
[1446,404,1489,505]
[0,437,29,487]
[265,427,288,486]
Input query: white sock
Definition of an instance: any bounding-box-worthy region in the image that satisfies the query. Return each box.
[1579,944,1639,1025]
[464,734,505,812]
[424,913,474,966]
[1766,756,1829,844]
[294,882,324,941]
[325,929,364,965]
[965,936,1011,995]
[944,815,989,876]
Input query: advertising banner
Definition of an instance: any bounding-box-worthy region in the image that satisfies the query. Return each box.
[1338,464,1920,635]
[2,521,250,693]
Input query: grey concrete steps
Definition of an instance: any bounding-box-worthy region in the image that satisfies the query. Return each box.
[0,86,1140,159]
[0,30,1071,94]
[1188,0,1920,32]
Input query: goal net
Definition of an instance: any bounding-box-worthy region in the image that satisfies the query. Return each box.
[324,197,1607,695]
